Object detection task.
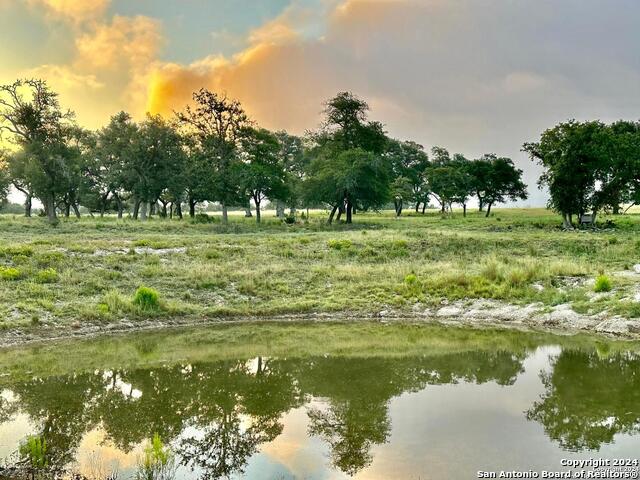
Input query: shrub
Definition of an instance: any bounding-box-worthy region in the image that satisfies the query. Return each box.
[204,249,221,259]
[594,275,612,293]
[328,239,352,250]
[404,273,418,285]
[133,286,162,310]
[284,215,296,224]
[358,246,379,259]
[35,268,58,283]
[192,213,214,224]
[0,266,22,280]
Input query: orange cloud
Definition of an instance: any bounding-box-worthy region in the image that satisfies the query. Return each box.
[75,15,162,72]
[28,0,110,23]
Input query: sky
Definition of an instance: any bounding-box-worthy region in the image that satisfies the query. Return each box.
[1,0,640,206]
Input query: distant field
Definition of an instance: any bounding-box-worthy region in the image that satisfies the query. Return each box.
[1,207,640,332]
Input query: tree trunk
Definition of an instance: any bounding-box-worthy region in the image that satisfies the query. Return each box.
[245,205,252,217]
[441,202,446,213]
[394,198,402,217]
[276,200,285,218]
[72,203,81,218]
[485,203,492,218]
[422,203,427,214]
[221,203,228,223]
[562,213,573,229]
[255,198,261,223]
[189,200,196,218]
[346,201,353,224]
[336,204,344,222]
[150,202,156,217]
[463,203,467,217]
[133,198,141,220]
[24,192,32,217]
[415,202,420,213]
[140,201,148,221]
[116,196,123,219]
[328,204,338,224]
[169,202,173,219]
[46,194,58,225]
[478,197,484,212]
[613,204,621,215]
[160,202,168,218]
[176,202,183,219]
[64,202,71,218]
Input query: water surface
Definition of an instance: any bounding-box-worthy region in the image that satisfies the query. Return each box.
[0,323,639,479]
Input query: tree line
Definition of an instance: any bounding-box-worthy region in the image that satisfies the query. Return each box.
[0,79,530,225]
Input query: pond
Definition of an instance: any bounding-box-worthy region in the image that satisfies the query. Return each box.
[0,322,639,479]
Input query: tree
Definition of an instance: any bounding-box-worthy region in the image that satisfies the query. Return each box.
[449,154,474,217]
[0,79,76,224]
[274,130,307,217]
[391,176,412,217]
[305,148,390,224]
[387,139,430,213]
[523,120,607,228]
[86,111,138,218]
[239,128,288,223]
[6,150,35,216]
[0,150,9,206]
[176,89,251,223]
[425,147,455,213]
[305,92,390,223]
[470,154,528,217]
[128,115,185,221]
[182,135,215,218]
[602,120,640,213]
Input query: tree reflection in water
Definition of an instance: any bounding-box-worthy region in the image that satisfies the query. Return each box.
[526,350,640,451]
[0,347,638,478]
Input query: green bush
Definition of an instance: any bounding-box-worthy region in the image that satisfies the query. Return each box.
[133,286,162,310]
[404,273,418,285]
[328,239,352,250]
[35,268,58,283]
[192,213,214,224]
[0,266,22,280]
[594,274,612,293]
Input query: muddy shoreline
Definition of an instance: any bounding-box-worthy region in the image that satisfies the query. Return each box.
[1,299,639,349]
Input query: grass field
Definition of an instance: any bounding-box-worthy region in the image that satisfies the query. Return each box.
[1,207,640,332]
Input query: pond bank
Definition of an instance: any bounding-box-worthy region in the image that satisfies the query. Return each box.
[1,299,639,349]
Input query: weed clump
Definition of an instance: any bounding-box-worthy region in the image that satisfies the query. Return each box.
[19,435,48,469]
[404,273,418,285]
[328,239,352,250]
[594,275,612,293]
[135,433,176,480]
[133,286,162,310]
[0,266,22,280]
[35,268,58,283]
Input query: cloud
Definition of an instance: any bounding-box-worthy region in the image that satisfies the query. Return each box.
[27,65,104,89]
[28,0,110,23]
[11,10,163,127]
[74,15,162,71]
